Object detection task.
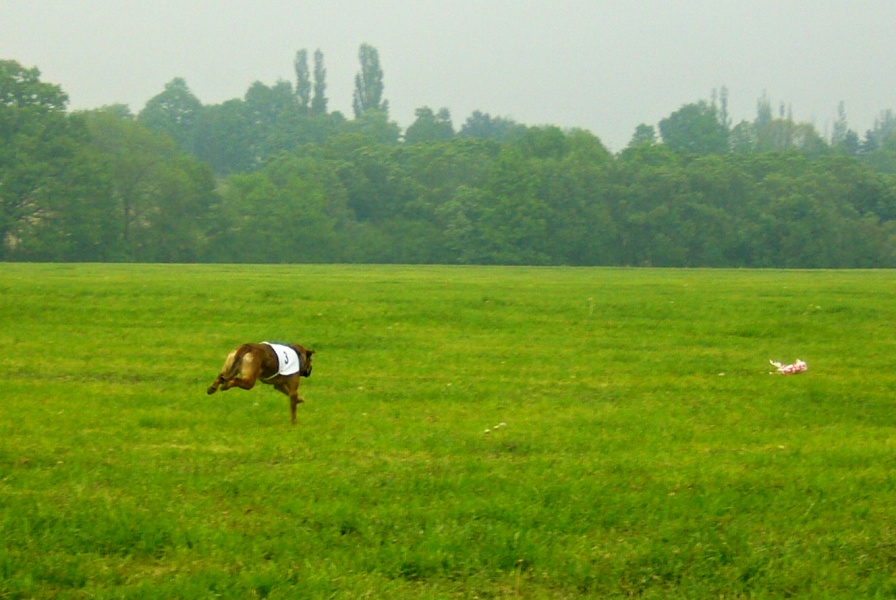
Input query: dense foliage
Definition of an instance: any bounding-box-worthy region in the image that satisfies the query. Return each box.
[2,56,895,266]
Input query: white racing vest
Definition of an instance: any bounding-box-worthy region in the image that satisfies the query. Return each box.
[263,342,301,376]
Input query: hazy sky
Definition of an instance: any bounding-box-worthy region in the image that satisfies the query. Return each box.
[2,1,895,150]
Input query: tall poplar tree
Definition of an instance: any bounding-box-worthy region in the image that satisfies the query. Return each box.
[352,43,386,117]
[294,49,311,113]
[311,49,328,116]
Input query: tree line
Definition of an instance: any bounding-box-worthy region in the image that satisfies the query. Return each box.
[2,47,895,267]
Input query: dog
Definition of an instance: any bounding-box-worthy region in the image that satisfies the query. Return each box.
[207,342,314,425]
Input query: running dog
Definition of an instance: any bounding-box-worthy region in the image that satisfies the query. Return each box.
[207,342,314,425]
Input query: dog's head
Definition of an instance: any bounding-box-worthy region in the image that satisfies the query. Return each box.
[300,348,314,377]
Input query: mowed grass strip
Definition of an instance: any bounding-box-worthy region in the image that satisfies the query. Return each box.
[1,264,895,598]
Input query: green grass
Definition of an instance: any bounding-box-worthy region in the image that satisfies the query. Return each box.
[1,263,896,598]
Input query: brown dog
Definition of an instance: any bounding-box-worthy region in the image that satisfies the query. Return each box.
[207,342,314,425]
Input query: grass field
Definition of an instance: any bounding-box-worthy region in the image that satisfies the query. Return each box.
[1,263,895,598]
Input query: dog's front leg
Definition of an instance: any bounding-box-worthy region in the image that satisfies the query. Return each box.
[289,395,305,425]
[275,379,303,425]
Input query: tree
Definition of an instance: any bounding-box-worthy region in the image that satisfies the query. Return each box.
[473,147,552,264]
[659,101,729,155]
[86,108,176,251]
[138,77,202,152]
[244,80,295,126]
[0,60,112,260]
[862,110,896,152]
[458,111,523,141]
[515,125,567,160]
[404,107,454,144]
[755,91,773,131]
[85,107,216,261]
[352,43,386,117]
[208,153,351,263]
[0,60,70,254]
[627,123,657,148]
[862,112,896,174]
[831,101,849,147]
[243,79,301,161]
[827,101,859,156]
[716,86,731,131]
[0,60,67,110]
[752,93,815,153]
[545,130,615,264]
[95,103,134,120]
[340,108,401,147]
[311,49,328,116]
[728,121,756,154]
[328,133,406,221]
[132,154,216,262]
[791,122,829,156]
[294,49,311,114]
[401,137,497,210]
[564,128,612,164]
[610,143,686,265]
[192,99,255,175]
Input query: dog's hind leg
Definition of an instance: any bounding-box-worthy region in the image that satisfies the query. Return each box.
[220,348,262,391]
[207,348,243,394]
[207,376,223,394]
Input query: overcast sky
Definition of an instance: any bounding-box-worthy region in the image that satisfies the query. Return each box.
[2,1,894,150]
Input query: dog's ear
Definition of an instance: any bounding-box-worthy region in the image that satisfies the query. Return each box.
[306,349,314,357]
